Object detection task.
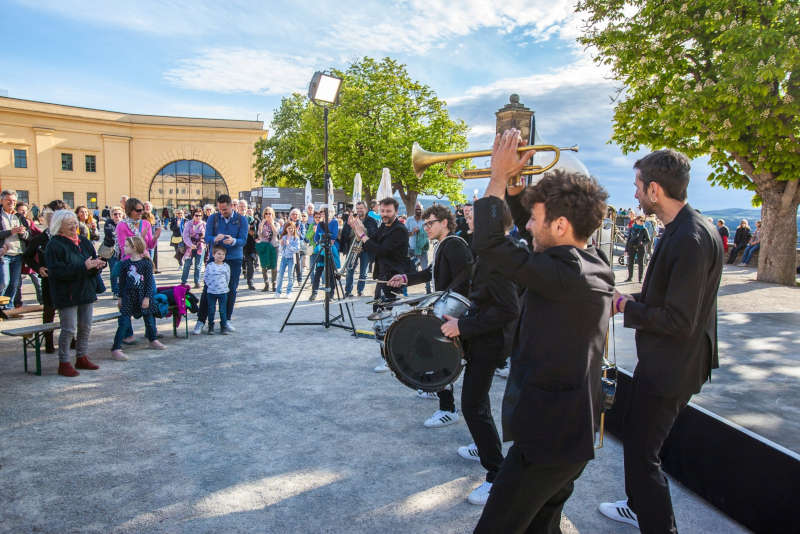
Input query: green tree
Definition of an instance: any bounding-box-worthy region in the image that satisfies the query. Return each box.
[254,57,468,213]
[577,0,800,285]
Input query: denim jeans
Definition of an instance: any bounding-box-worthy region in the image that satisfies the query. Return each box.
[1,254,23,309]
[276,255,295,294]
[181,250,202,285]
[57,302,93,362]
[345,250,371,295]
[207,292,228,329]
[107,253,120,295]
[112,313,157,350]
[741,243,760,264]
[197,258,242,323]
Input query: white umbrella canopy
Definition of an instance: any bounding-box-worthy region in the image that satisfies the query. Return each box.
[327,176,335,211]
[352,173,362,204]
[377,168,393,201]
[304,179,313,208]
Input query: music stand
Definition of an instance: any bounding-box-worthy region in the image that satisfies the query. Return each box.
[281,71,356,335]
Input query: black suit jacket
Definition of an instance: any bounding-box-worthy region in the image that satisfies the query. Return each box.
[362,219,409,280]
[474,195,614,466]
[623,204,723,398]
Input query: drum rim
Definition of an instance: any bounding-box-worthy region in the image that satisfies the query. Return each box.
[383,309,464,392]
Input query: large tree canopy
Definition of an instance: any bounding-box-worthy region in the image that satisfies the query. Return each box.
[577,0,800,284]
[254,57,468,212]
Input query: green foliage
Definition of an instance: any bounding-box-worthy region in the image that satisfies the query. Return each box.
[253,57,468,205]
[576,0,800,195]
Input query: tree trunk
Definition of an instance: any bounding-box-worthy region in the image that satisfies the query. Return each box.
[398,188,418,217]
[757,190,799,286]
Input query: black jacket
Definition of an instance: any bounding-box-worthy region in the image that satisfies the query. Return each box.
[362,219,410,279]
[406,234,472,294]
[44,234,101,309]
[103,219,117,248]
[339,221,353,255]
[623,204,723,398]
[474,195,614,465]
[23,229,53,306]
[458,238,521,363]
[733,226,751,247]
[626,224,650,251]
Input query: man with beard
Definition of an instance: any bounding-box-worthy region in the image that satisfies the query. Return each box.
[473,129,614,533]
[387,205,474,428]
[348,197,409,371]
[599,149,723,533]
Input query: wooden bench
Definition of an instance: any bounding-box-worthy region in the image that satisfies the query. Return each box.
[2,312,121,376]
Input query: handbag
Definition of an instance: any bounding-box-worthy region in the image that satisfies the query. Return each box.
[170,236,184,245]
[98,243,115,259]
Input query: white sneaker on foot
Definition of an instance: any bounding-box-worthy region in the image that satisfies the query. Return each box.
[111,350,128,361]
[223,322,236,333]
[149,340,167,350]
[457,443,481,462]
[416,390,438,400]
[373,362,388,373]
[192,321,204,335]
[598,499,639,528]
[467,481,492,505]
[424,410,459,428]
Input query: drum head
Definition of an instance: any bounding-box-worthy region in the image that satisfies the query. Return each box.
[384,310,464,392]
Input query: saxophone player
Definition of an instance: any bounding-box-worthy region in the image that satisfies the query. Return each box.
[343,201,378,298]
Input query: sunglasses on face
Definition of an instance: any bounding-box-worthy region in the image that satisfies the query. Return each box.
[423,219,440,228]
[133,208,144,213]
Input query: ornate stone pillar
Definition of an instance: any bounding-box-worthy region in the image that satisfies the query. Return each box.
[495,94,534,144]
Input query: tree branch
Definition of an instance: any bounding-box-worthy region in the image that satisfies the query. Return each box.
[781,178,799,210]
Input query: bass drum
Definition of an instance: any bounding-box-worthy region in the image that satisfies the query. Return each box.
[417,291,471,320]
[383,309,464,392]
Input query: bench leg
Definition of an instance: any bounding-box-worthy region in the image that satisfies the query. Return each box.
[172,314,178,338]
[34,332,42,376]
[23,335,28,373]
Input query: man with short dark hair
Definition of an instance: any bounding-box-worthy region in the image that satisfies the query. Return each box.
[599,148,723,533]
[473,130,613,533]
[192,194,249,335]
[0,190,29,309]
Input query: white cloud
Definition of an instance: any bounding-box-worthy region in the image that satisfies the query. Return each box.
[163,49,316,96]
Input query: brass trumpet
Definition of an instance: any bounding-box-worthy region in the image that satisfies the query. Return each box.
[412,142,579,181]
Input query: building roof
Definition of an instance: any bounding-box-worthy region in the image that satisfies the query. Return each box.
[0,96,264,131]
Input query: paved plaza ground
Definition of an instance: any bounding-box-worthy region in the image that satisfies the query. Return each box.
[2,236,795,533]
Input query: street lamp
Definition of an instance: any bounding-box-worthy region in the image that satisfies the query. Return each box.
[281,71,354,334]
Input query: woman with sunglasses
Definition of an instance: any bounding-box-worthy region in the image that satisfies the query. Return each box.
[181,208,206,288]
[116,198,161,261]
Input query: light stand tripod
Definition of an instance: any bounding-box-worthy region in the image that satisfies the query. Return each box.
[281,92,355,334]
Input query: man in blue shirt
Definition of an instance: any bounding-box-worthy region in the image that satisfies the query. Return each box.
[192,194,249,335]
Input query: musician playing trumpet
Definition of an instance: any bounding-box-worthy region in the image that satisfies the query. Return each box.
[473,129,614,533]
[342,201,378,298]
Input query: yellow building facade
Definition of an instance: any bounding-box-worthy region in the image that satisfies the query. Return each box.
[0,97,264,211]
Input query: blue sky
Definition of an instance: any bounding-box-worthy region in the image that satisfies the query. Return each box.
[1,0,757,211]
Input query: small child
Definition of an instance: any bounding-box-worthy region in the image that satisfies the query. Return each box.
[204,245,231,334]
[111,236,166,361]
[275,222,300,298]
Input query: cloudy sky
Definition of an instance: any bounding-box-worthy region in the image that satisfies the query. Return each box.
[1,0,755,210]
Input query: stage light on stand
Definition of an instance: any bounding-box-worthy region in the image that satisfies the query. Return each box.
[308,71,342,105]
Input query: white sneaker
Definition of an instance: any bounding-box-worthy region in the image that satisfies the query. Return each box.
[373,362,388,373]
[416,390,438,400]
[424,410,459,428]
[598,499,639,528]
[457,443,481,462]
[467,481,492,505]
[223,322,236,333]
[284,293,291,299]
[110,350,128,361]
[494,366,510,378]
[192,321,204,335]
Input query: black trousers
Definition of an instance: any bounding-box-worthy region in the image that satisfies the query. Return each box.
[727,242,746,264]
[461,349,504,481]
[627,246,644,280]
[624,375,692,534]
[437,385,455,413]
[475,445,587,534]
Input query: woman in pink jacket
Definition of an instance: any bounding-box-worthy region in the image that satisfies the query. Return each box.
[116,198,160,260]
[181,208,205,288]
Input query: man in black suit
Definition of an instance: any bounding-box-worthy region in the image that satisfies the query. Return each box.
[473,129,614,533]
[348,197,410,371]
[599,149,723,533]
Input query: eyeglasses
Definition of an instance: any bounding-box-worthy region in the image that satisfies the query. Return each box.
[422,219,441,228]
[133,208,144,213]
[194,214,202,217]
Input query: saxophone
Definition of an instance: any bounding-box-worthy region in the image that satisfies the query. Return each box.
[338,233,364,277]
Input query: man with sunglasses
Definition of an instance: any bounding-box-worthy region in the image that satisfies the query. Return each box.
[386,205,473,428]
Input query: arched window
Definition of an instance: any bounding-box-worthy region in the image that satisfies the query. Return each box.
[149,160,228,211]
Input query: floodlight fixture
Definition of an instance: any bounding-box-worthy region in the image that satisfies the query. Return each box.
[308,71,342,106]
